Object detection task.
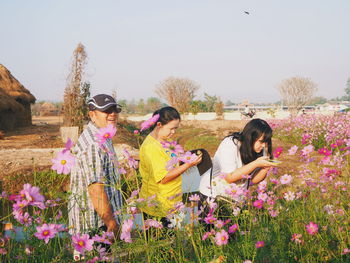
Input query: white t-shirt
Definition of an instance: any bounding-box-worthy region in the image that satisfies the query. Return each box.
[199,136,248,200]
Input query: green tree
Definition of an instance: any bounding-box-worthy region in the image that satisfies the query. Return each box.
[204,93,218,112]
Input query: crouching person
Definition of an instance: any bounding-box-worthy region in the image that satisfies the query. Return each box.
[68,94,123,260]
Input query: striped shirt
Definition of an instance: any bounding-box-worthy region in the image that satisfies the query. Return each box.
[68,122,122,235]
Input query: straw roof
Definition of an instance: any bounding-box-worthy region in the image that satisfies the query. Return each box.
[0,64,36,111]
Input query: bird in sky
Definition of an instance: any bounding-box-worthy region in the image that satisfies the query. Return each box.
[244,11,250,15]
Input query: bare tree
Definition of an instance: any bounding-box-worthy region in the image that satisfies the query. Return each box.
[277,76,317,116]
[155,77,199,113]
[63,43,88,130]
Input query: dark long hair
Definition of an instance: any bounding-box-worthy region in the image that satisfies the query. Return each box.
[150,106,181,130]
[229,118,273,164]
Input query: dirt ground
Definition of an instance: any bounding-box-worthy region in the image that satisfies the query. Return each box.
[0,116,296,193]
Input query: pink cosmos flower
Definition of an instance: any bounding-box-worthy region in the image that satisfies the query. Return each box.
[214,230,229,246]
[318,147,332,156]
[178,151,198,164]
[63,138,74,153]
[301,145,314,156]
[204,214,217,224]
[225,183,244,200]
[133,130,139,135]
[123,149,139,169]
[20,184,45,209]
[288,145,298,155]
[214,220,225,229]
[51,150,75,175]
[305,222,319,235]
[92,232,113,245]
[13,200,29,211]
[143,219,163,230]
[120,219,133,243]
[273,147,283,158]
[140,114,160,131]
[283,191,295,201]
[202,231,213,241]
[72,233,94,254]
[301,133,312,144]
[253,199,264,209]
[291,233,302,244]
[34,224,58,244]
[268,209,279,217]
[161,141,184,155]
[189,194,200,202]
[166,157,178,171]
[342,248,350,255]
[228,224,238,234]
[280,174,292,185]
[255,241,265,248]
[95,124,117,145]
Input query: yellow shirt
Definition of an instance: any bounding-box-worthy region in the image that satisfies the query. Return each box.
[139,135,182,217]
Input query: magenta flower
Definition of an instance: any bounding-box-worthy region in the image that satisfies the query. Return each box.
[255,241,265,248]
[280,174,292,185]
[214,230,229,246]
[95,124,117,145]
[318,147,332,156]
[273,147,283,158]
[166,157,178,171]
[72,233,94,254]
[225,183,244,200]
[161,140,184,155]
[133,130,139,135]
[301,133,312,144]
[288,145,298,155]
[305,222,319,235]
[204,214,217,224]
[92,232,113,245]
[51,150,75,175]
[178,151,198,164]
[140,114,160,131]
[228,223,238,234]
[253,199,264,209]
[13,200,29,211]
[202,231,214,241]
[34,224,58,244]
[120,219,133,243]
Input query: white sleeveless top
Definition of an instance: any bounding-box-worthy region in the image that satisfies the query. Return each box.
[199,136,248,200]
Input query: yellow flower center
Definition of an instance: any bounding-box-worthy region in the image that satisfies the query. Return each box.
[104,133,110,138]
[61,160,67,165]
[43,230,49,236]
[78,241,85,247]
[221,236,226,241]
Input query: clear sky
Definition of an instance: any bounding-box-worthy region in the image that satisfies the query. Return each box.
[1,0,349,103]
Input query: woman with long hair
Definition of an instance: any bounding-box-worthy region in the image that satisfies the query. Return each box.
[199,118,278,201]
[139,106,202,226]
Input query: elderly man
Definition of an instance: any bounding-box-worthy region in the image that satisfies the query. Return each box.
[68,94,122,258]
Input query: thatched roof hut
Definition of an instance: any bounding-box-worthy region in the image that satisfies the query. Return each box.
[0,64,36,131]
[40,102,60,116]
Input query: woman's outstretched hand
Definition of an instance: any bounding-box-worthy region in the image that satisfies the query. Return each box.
[189,153,203,167]
[254,156,279,168]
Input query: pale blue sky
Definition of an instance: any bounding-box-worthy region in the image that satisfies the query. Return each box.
[1,0,349,103]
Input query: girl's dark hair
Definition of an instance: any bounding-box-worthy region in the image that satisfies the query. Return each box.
[150,106,181,130]
[229,118,273,164]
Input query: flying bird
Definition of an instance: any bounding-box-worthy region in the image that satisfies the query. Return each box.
[244,11,250,15]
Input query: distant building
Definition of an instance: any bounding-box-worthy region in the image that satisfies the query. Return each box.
[40,102,60,116]
[0,64,36,131]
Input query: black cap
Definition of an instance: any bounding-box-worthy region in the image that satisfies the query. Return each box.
[87,94,122,113]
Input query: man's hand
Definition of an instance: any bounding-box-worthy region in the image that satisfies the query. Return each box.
[88,183,119,237]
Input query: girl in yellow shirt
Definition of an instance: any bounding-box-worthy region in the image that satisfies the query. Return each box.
[139,107,202,226]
